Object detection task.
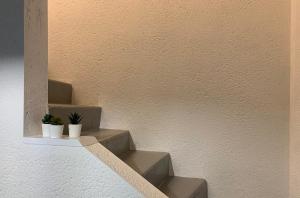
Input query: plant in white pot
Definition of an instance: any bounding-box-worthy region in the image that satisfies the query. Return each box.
[68,112,83,138]
[50,117,64,138]
[42,114,53,137]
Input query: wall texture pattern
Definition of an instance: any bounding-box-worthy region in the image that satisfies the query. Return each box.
[0,1,142,197]
[49,1,290,198]
[290,0,300,197]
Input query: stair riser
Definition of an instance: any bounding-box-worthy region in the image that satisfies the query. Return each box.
[159,177,207,198]
[100,132,130,156]
[49,80,72,104]
[192,181,207,198]
[144,154,171,187]
[49,106,101,134]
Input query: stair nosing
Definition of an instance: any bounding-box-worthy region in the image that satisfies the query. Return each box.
[48,104,101,109]
[49,79,72,85]
[84,129,130,142]
[100,131,129,142]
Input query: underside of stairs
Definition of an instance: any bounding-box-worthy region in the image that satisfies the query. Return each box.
[48,79,208,198]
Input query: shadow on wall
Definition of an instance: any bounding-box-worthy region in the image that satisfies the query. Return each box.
[0,0,24,141]
[0,0,23,59]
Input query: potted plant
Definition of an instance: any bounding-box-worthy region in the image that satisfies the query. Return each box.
[50,117,64,138]
[68,112,83,138]
[42,114,53,137]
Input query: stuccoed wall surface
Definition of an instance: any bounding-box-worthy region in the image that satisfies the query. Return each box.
[290,0,300,197]
[0,62,142,198]
[0,1,142,197]
[49,1,290,198]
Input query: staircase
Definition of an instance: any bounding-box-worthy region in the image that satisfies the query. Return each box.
[48,79,208,198]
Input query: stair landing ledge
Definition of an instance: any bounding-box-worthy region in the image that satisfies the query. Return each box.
[23,135,98,147]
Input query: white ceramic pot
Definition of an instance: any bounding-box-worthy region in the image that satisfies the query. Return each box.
[42,124,50,137]
[50,125,64,138]
[69,124,82,138]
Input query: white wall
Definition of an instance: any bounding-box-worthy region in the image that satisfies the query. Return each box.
[0,1,142,197]
[290,0,300,197]
[48,1,290,198]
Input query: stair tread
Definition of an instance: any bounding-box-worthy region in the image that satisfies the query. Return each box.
[49,103,101,109]
[120,150,169,176]
[49,79,72,86]
[85,128,129,141]
[86,129,131,156]
[159,176,207,198]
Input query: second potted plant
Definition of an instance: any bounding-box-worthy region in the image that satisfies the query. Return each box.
[50,117,64,138]
[68,112,83,138]
[42,113,53,137]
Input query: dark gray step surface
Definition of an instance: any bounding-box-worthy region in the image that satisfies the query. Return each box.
[120,150,171,187]
[48,104,101,135]
[48,79,72,104]
[87,129,131,156]
[159,176,207,198]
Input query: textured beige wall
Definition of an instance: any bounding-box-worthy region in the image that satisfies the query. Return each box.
[290,0,300,197]
[49,1,290,197]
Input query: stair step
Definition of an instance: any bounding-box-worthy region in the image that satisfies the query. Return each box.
[120,150,171,187]
[48,79,72,104]
[159,176,207,198]
[87,129,131,156]
[48,104,101,135]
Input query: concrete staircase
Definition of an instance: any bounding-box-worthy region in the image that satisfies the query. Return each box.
[48,79,208,198]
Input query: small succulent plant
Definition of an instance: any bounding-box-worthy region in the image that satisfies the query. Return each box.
[50,117,64,125]
[68,112,83,125]
[42,114,53,124]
